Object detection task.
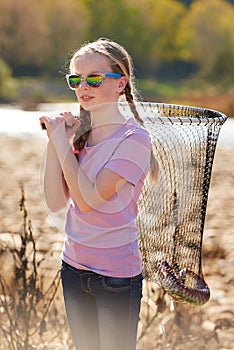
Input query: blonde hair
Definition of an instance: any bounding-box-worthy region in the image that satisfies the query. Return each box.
[70,37,158,182]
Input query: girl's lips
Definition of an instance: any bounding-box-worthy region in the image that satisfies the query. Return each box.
[80,95,94,102]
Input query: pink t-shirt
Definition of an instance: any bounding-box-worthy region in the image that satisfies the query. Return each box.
[62,118,152,277]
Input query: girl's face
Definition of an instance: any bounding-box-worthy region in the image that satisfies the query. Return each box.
[72,53,127,111]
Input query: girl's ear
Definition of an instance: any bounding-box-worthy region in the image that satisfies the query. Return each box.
[117,76,128,94]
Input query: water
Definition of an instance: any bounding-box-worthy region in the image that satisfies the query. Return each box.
[0,103,233,147]
[0,103,78,138]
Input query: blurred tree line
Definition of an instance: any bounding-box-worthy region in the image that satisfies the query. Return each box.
[0,0,233,102]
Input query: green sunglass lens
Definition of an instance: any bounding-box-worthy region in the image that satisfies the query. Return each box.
[86,75,103,87]
[68,75,103,89]
[69,76,81,88]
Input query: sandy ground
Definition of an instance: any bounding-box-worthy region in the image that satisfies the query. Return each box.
[0,135,233,349]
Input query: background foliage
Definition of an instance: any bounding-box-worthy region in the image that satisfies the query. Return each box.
[0,0,233,103]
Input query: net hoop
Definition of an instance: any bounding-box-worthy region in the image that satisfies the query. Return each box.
[119,101,227,126]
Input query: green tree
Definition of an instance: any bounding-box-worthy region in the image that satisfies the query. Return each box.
[0,0,49,74]
[82,0,148,72]
[178,0,234,87]
[0,0,233,87]
[42,0,90,75]
[136,0,186,63]
[207,39,234,87]
[0,0,89,76]
[0,58,18,101]
[83,0,186,76]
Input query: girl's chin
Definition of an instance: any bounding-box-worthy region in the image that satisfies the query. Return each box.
[80,103,98,112]
[80,101,117,112]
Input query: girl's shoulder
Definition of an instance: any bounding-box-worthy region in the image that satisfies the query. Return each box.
[121,118,152,147]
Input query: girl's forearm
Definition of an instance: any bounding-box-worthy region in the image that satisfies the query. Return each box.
[52,138,102,213]
[43,141,69,212]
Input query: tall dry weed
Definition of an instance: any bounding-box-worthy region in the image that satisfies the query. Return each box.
[0,185,73,350]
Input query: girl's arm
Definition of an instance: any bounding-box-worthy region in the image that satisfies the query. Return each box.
[40,113,126,213]
[40,112,77,213]
[43,141,70,212]
[52,135,126,213]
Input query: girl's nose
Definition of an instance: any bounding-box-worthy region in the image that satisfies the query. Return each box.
[79,77,90,89]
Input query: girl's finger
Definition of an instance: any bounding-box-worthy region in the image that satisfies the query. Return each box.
[60,112,78,127]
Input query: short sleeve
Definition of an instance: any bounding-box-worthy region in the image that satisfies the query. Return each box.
[104,128,152,185]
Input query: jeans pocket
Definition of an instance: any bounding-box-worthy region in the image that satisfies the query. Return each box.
[102,276,131,292]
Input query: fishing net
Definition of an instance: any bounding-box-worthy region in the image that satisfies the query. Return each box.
[120,102,227,305]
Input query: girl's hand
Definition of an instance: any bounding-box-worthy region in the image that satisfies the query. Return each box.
[40,112,80,141]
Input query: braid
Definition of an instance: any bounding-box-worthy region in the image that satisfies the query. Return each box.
[124,82,144,125]
[125,82,159,184]
[73,105,91,160]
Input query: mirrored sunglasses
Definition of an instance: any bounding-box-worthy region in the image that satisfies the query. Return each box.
[66,72,123,90]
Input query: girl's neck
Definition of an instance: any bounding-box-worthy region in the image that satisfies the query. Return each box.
[88,104,127,146]
[90,103,124,128]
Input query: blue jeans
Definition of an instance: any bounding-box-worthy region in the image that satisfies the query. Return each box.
[60,261,143,350]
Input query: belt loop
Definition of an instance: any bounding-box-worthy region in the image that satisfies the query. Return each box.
[81,274,92,293]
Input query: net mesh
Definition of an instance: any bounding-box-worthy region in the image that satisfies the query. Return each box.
[120,102,227,305]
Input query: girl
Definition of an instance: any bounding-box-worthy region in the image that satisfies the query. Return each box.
[40,38,158,350]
